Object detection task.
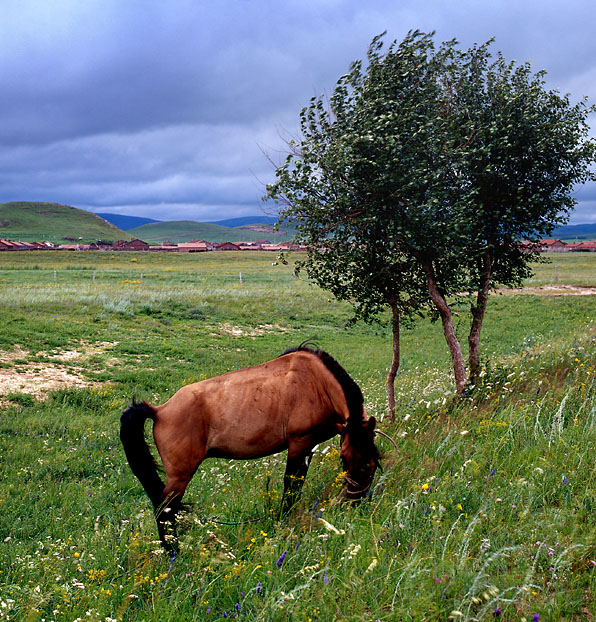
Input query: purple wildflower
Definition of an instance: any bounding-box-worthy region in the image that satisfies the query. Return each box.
[490,468,496,477]
[222,612,227,618]
[324,570,329,585]
[563,475,568,485]
[256,581,262,595]
[532,615,540,622]
[493,609,502,617]
[276,550,288,568]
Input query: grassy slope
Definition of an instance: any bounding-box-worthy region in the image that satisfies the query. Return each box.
[127,220,292,244]
[0,252,595,620]
[0,201,131,244]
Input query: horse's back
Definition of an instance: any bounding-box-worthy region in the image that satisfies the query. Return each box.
[152,350,348,460]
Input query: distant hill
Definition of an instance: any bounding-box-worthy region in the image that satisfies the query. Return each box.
[127,219,292,244]
[551,222,596,242]
[96,212,161,230]
[0,202,131,244]
[207,215,279,228]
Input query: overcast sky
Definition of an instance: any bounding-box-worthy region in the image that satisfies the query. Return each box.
[1,0,595,224]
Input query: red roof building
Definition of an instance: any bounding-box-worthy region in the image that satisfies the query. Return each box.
[112,239,149,251]
[177,240,214,252]
[539,239,568,252]
[570,240,596,252]
[214,242,240,251]
[0,239,17,250]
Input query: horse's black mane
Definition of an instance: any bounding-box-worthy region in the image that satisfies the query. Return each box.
[281,342,364,427]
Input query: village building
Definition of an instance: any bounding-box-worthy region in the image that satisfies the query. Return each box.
[112,239,150,251]
[0,239,17,250]
[214,242,240,251]
[149,244,180,252]
[177,240,214,252]
[9,241,35,250]
[539,239,568,252]
[570,240,596,252]
[0,235,307,252]
[236,241,263,250]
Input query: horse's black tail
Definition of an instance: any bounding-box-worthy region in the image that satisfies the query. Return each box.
[120,400,165,508]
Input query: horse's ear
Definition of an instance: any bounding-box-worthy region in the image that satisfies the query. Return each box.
[367,416,376,432]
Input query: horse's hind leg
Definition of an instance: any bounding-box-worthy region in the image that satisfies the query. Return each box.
[152,410,206,552]
[281,445,313,516]
[156,476,192,553]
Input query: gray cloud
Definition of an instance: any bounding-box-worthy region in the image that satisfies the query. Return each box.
[1,0,595,223]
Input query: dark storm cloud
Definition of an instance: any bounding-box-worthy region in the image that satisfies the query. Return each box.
[1,0,595,222]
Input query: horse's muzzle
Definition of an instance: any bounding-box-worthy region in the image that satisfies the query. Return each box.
[343,475,372,499]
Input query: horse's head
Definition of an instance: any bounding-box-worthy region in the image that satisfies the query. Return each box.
[340,413,380,500]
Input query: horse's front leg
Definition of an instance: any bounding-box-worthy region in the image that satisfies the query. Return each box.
[281,446,313,516]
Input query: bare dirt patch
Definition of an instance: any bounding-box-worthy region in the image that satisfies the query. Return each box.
[503,285,596,296]
[214,323,290,338]
[52,341,119,362]
[0,365,91,398]
[0,341,118,405]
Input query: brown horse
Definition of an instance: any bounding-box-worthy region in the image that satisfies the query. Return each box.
[120,344,380,549]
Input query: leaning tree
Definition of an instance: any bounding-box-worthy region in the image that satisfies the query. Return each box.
[266,30,596,402]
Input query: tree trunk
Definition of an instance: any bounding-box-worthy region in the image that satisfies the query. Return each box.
[468,250,493,385]
[419,256,468,394]
[386,300,400,421]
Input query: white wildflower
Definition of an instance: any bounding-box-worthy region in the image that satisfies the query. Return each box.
[318,518,345,535]
[365,557,377,573]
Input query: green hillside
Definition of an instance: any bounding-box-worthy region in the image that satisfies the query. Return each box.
[0,202,131,244]
[128,219,293,244]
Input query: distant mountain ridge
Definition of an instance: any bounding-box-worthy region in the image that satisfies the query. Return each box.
[127,219,291,244]
[551,222,596,241]
[2,202,593,246]
[98,212,279,231]
[207,216,279,228]
[96,213,161,230]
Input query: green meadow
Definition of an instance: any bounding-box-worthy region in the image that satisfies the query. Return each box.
[1,250,595,621]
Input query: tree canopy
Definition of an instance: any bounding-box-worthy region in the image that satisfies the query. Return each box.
[266,31,596,408]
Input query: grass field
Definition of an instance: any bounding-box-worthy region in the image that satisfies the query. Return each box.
[0,251,595,621]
